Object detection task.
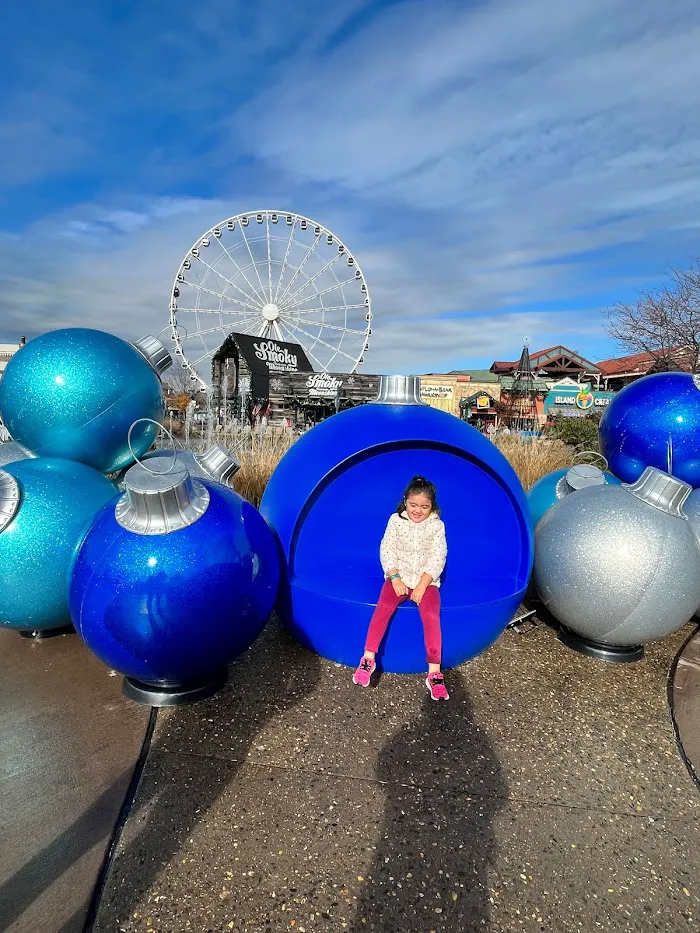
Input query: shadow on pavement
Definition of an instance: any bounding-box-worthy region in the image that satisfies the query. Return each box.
[0,770,133,933]
[84,620,322,933]
[350,675,506,932]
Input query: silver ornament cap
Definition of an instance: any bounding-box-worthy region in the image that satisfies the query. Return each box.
[131,335,173,377]
[564,464,606,492]
[196,444,240,486]
[116,462,210,535]
[0,441,35,468]
[373,375,425,406]
[0,469,20,532]
[623,466,691,518]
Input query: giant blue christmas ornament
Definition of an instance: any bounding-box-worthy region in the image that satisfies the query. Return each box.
[528,464,621,527]
[534,467,700,662]
[599,372,700,486]
[0,458,117,634]
[69,460,279,705]
[0,330,172,474]
[261,376,534,674]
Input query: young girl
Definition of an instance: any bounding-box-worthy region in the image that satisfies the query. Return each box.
[353,475,449,700]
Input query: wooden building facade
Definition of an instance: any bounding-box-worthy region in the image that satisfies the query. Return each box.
[212,332,380,428]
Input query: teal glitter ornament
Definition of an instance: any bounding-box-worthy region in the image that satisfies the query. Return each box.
[0,458,118,634]
[0,330,172,474]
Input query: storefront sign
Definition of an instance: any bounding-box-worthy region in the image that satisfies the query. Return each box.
[231,332,313,376]
[476,395,491,409]
[421,384,455,400]
[306,372,344,397]
[545,388,615,416]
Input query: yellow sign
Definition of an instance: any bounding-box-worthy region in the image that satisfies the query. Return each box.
[476,395,490,409]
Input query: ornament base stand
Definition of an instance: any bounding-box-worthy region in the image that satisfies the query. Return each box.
[123,668,229,707]
[558,626,644,663]
[18,624,76,640]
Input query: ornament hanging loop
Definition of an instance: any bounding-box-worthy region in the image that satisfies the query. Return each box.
[573,447,609,471]
[127,418,182,476]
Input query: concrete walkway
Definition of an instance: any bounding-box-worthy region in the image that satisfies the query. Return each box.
[0,630,151,933]
[89,618,700,933]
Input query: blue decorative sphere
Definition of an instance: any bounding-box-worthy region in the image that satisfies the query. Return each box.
[0,328,166,474]
[0,458,117,632]
[261,381,534,673]
[528,465,622,527]
[69,471,279,691]
[599,373,700,486]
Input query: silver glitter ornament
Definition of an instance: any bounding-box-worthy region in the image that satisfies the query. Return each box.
[534,466,700,658]
[681,488,700,618]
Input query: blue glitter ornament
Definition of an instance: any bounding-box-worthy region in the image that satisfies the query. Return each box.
[0,458,117,633]
[0,330,172,474]
[528,465,622,527]
[599,372,700,486]
[261,376,534,674]
[69,462,280,705]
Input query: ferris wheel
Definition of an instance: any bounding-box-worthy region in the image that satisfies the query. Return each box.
[169,210,372,387]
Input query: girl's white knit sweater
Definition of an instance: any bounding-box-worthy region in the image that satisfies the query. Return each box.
[379,511,448,589]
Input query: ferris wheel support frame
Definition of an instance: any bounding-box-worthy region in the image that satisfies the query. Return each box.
[168,210,372,389]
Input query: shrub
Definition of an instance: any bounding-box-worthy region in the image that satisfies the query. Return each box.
[547,414,601,451]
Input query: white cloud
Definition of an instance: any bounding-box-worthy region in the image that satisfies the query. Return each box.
[232,0,700,275]
[2,0,699,378]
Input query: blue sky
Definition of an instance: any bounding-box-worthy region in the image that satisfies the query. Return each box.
[1,0,700,374]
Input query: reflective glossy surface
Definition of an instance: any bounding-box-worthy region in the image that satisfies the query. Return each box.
[534,481,700,646]
[599,372,700,486]
[69,481,280,685]
[528,467,621,527]
[261,402,533,673]
[0,458,118,631]
[0,328,165,473]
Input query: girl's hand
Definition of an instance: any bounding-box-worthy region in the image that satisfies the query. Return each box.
[411,583,427,605]
[392,577,409,597]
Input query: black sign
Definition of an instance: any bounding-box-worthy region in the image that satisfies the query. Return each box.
[232,332,313,376]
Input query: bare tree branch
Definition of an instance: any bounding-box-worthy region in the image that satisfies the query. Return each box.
[162,366,196,397]
[604,259,700,372]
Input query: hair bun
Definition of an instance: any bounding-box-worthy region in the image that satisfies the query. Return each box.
[410,474,426,483]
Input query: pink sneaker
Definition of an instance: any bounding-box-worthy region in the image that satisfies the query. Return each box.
[426,672,449,701]
[353,656,376,687]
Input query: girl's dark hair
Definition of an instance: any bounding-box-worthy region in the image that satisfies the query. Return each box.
[397,475,440,518]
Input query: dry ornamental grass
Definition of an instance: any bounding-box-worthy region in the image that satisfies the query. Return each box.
[231,429,297,507]
[163,416,579,502]
[492,434,574,490]
[214,426,574,503]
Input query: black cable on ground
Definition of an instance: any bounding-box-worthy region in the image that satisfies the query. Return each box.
[667,623,700,795]
[82,707,159,932]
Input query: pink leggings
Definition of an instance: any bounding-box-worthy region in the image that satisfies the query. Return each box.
[365,580,442,665]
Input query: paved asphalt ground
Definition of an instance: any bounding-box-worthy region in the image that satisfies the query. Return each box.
[81,617,700,933]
